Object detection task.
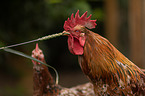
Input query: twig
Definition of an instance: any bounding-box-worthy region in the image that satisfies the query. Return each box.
[0,32,70,50]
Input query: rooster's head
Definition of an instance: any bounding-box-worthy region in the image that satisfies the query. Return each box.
[32,43,44,65]
[63,10,97,55]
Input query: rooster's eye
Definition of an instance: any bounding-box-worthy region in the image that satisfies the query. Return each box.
[75,30,79,32]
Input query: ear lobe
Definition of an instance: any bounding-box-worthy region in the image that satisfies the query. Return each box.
[79,36,86,47]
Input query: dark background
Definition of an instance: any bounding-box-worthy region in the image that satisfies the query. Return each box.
[0,0,145,95]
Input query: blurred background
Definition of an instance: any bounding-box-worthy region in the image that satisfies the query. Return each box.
[0,0,145,95]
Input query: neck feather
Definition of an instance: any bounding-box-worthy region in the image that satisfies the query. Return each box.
[78,30,144,85]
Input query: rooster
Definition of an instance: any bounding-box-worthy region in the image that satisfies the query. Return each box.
[63,10,145,95]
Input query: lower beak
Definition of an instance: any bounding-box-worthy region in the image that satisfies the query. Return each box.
[62,31,70,36]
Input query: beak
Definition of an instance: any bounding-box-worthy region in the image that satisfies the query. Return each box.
[62,31,70,36]
[35,53,39,58]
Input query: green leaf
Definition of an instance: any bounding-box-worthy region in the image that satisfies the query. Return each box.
[4,48,59,84]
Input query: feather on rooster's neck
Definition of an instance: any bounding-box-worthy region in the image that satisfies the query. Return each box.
[81,30,144,82]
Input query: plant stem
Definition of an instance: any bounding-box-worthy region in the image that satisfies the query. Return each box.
[0,32,69,50]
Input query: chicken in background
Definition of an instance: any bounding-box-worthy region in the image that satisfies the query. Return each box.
[32,43,60,96]
[32,43,95,96]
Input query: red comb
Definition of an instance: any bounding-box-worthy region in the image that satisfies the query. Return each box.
[35,43,39,52]
[63,10,97,31]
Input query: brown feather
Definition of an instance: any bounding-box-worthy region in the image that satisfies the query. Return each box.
[78,29,145,95]
[32,44,60,96]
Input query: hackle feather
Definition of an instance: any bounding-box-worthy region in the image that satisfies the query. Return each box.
[78,29,145,95]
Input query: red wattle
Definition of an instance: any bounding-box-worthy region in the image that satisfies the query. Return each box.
[73,38,83,55]
[68,35,84,55]
[68,36,74,54]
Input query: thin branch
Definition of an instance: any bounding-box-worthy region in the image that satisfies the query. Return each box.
[0,32,70,50]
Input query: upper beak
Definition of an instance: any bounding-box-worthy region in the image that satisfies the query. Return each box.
[62,31,70,36]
